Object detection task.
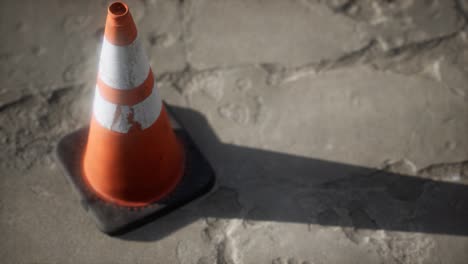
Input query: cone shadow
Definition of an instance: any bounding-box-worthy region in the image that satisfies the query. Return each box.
[121,105,468,241]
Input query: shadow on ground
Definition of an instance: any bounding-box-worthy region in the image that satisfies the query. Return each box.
[121,106,468,241]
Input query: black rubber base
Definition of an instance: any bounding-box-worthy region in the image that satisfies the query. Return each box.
[55,105,216,235]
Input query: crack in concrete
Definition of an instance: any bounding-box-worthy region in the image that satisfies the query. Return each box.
[166,0,468,87]
[214,219,243,264]
[418,160,468,182]
[156,27,462,89]
[0,83,85,113]
[0,95,33,112]
[454,0,468,23]
[301,0,358,19]
[47,85,80,105]
[278,39,378,84]
[383,31,460,57]
[177,0,195,69]
[198,187,245,264]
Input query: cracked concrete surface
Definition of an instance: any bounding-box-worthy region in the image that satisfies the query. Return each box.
[1,0,468,263]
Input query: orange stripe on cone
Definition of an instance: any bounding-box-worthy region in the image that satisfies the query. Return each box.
[97,70,154,105]
[83,2,184,207]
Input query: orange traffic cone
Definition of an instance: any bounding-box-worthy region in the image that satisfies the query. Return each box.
[83,1,184,207]
[56,2,215,235]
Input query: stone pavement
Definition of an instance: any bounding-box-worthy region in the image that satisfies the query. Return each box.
[1,0,468,263]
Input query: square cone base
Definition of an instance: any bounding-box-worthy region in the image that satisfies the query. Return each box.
[55,104,216,235]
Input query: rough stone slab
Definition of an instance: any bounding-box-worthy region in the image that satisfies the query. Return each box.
[172,65,468,170]
[1,0,468,263]
[368,0,464,51]
[185,0,371,69]
[159,66,468,264]
[308,0,465,51]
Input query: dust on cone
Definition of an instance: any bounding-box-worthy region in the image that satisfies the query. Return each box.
[83,2,184,207]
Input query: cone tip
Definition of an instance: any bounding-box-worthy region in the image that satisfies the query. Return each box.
[108,2,129,17]
[104,1,137,46]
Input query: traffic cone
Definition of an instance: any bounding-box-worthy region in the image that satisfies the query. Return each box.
[83,1,185,207]
[55,2,215,235]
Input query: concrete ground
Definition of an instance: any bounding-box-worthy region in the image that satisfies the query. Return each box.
[1,0,468,263]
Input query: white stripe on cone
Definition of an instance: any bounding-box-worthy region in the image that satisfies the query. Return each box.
[93,84,162,133]
[98,36,150,90]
